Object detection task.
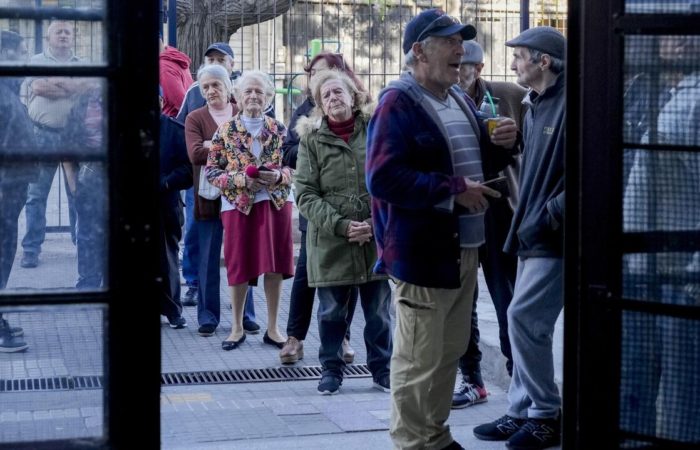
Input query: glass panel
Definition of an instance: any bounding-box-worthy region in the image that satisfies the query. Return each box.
[0,305,105,443]
[626,0,700,14]
[619,310,700,443]
[623,36,700,147]
[0,14,106,66]
[1,76,109,292]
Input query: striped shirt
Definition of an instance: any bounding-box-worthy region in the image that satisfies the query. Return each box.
[424,91,485,248]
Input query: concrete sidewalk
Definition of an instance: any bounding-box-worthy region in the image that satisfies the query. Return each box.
[1,194,563,449]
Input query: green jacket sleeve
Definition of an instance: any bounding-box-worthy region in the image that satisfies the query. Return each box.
[294,133,351,237]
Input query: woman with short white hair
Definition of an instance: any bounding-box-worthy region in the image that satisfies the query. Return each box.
[206,70,294,351]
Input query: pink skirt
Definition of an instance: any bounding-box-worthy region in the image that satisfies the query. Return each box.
[221,201,294,285]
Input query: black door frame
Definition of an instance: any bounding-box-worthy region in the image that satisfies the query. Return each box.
[566,1,700,448]
[0,2,160,448]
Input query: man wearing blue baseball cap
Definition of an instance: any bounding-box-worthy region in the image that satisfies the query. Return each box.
[367,8,519,450]
[473,26,566,450]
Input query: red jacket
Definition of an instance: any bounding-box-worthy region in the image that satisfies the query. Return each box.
[159,47,193,117]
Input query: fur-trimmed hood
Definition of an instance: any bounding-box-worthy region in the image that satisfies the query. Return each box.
[294,102,376,140]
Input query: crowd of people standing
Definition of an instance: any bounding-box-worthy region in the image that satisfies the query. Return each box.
[12,7,698,450]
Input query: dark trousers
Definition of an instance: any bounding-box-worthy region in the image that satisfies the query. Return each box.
[286,229,357,340]
[459,200,517,382]
[0,182,29,289]
[317,280,392,378]
[75,166,106,289]
[160,205,184,318]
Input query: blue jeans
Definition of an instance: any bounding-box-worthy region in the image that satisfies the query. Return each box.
[0,182,29,289]
[182,188,199,288]
[286,229,357,340]
[317,280,392,379]
[196,218,255,327]
[23,127,76,255]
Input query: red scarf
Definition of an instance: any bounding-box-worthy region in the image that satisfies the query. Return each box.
[328,116,355,143]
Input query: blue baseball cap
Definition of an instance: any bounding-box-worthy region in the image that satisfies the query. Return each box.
[506,26,566,60]
[461,40,484,64]
[205,42,234,59]
[403,8,476,55]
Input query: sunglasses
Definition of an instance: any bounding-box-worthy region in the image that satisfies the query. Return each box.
[416,14,462,43]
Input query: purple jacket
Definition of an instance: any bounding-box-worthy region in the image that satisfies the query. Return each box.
[366,73,513,289]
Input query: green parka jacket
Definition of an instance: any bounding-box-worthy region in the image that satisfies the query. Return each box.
[294,107,386,287]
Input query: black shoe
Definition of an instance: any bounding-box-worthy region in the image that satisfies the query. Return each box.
[373,374,391,393]
[0,329,28,353]
[474,415,527,441]
[317,374,342,395]
[221,333,245,351]
[181,286,198,306]
[243,319,260,334]
[197,324,216,337]
[506,417,561,450]
[0,319,23,337]
[167,316,187,329]
[440,441,465,450]
[20,253,38,268]
[263,331,285,349]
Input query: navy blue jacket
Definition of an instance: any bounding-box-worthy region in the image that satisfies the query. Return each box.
[0,78,37,185]
[504,73,565,257]
[366,73,514,289]
[159,115,193,210]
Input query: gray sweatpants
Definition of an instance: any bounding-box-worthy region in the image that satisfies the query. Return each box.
[506,257,563,419]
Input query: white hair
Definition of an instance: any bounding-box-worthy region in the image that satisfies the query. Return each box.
[232,70,275,108]
[404,36,434,70]
[197,64,232,97]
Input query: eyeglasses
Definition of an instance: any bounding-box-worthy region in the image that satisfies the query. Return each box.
[416,14,462,43]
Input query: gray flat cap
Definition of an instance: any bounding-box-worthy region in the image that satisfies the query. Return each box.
[506,26,566,60]
[461,41,484,64]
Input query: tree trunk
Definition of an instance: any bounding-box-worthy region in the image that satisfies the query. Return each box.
[176,0,296,73]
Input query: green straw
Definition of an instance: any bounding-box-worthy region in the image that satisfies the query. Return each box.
[485,91,497,116]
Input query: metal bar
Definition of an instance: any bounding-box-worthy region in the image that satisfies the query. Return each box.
[0,65,110,77]
[168,0,177,47]
[621,230,700,253]
[616,15,700,34]
[0,6,104,21]
[520,0,529,31]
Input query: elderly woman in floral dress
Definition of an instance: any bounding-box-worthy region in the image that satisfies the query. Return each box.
[205,70,294,351]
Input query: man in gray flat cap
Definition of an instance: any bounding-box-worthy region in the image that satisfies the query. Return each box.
[473,26,566,450]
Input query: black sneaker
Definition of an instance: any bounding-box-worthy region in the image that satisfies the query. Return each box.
[20,253,38,268]
[0,319,23,337]
[440,441,465,450]
[317,375,342,395]
[373,374,390,393]
[0,330,28,353]
[506,417,561,450]
[167,316,187,329]
[474,415,527,441]
[181,287,198,306]
[197,324,216,336]
[243,319,260,334]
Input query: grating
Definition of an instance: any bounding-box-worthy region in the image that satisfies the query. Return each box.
[161,364,372,386]
[0,375,103,392]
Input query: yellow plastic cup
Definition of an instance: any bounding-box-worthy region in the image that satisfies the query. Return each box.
[487,117,501,136]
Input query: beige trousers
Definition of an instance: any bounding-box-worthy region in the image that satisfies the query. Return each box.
[389,248,478,450]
